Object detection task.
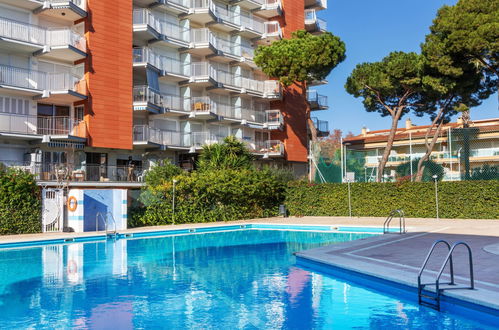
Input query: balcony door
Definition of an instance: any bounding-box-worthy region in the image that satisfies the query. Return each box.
[86,152,107,181]
[37,104,70,135]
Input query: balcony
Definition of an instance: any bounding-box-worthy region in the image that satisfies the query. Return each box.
[38,28,87,62]
[304,9,327,34]
[311,117,329,137]
[0,114,86,142]
[153,0,190,14]
[241,109,282,129]
[1,161,144,183]
[189,96,223,119]
[185,61,217,87]
[0,16,46,52]
[304,0,327,11]
[133,48,186,80]
[133,9,189,47]
[133,126,223,150]
[34,0,88,21]
[191,131,223,148]
[255,0,282,18]
[0,16,86,62]
[308,90,328,110]
[187,28,241,61]
[133,86,187,115]
[246,140,284,157]
[0,64,86,102]
[239,13,265,38]
[259,21,282,44]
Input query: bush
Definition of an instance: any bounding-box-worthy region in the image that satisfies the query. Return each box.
[197,136,254,171]
[144,160,183,187]
[0,169,41,234]
[285,180,499,219]
[130,168,287,227]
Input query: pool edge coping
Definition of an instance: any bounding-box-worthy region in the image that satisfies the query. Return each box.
[0,223,386,249]
[295,243,499,316]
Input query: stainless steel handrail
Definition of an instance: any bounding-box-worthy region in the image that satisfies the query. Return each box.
[417,240,474,310]
[383,209,405,234]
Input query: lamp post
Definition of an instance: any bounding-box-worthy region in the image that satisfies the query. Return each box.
[345,177,352,218]
[433,174,439,220]
[172,179,178,225]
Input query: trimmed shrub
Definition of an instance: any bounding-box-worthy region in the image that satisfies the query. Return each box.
[129,168,287,227]
[285,180,499,219]
[0,169,42,234]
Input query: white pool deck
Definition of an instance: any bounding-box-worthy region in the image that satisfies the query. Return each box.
[1,216,498,311]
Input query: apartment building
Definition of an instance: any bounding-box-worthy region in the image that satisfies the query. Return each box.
[343,117,499,181]
[0,0,329,184]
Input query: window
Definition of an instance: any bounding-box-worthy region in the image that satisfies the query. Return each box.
[74,105,84,121]
[37,104,70,117]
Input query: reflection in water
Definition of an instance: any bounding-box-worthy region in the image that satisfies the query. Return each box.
[0,230,491,329]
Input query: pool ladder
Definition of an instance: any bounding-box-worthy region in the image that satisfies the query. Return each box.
[417,240,474,311]
[383,209,405,234]
[96,212,118,239]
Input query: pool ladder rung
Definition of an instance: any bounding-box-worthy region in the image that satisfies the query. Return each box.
[417,240,474,311]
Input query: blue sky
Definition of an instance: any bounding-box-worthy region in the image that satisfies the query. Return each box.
[313,0,498,136]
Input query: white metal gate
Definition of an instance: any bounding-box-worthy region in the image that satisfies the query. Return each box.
[42,188,64,232]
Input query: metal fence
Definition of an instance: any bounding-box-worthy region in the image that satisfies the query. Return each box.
[311,125,499,183]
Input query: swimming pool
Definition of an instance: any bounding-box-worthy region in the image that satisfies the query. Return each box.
[0,229,493,329]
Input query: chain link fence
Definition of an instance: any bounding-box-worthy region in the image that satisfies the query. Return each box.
[312,125,499,183]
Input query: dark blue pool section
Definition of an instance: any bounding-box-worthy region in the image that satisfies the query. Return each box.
[0,229,494,329]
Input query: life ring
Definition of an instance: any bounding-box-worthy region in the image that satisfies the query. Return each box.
[67,196,78,212]
[67,260,78,275]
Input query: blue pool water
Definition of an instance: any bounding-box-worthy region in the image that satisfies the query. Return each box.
[0,230,493,329]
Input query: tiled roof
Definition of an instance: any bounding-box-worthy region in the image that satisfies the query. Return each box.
[344,118,499,145]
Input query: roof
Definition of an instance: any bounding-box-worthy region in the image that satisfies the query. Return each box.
[343,118,499,145]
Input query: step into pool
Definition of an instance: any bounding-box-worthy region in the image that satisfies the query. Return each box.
[0,229,493,328]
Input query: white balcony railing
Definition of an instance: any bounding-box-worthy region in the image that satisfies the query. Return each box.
[265,110,282,125]
[0,16,46,45]
[190,28,240,57]
[0,114,86,137]
[240,13,265,34]
[47,28,86,52]
[241,45,254,60]
[191,0,216,11]
[133,86,185,111]
[263,21,282,38]
[190,96,226,114]
[133,9,189,42]
[190,28,217,45]
[47,0,87,11]
[246,140,284,155]
[133,48,184,76]
[0,64,83,92]
[0,16,85,51]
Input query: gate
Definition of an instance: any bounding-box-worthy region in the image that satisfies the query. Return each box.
[42,188,64,232]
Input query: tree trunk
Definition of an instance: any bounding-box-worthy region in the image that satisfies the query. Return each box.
[376,108,403,182]
[298,83,319,182]
[415,118,444,182]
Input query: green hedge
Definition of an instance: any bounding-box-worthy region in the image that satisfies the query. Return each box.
[0,169,41,234]
[285,181,499,219]
[129,168,287,227]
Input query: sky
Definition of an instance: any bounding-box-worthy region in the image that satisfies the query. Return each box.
[313,0,498,136]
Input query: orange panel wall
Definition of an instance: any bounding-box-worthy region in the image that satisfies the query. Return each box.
[84,0,133,150]
[271,0,309,163]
